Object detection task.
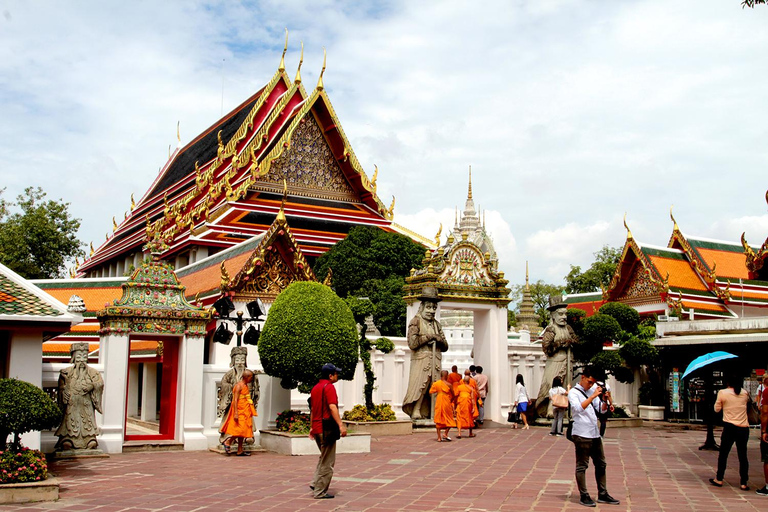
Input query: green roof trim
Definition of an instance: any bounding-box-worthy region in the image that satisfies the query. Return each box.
[34,279,126,289]
[176,234,265,278]
[640,246,687,260]
[0,273,64,317]
[685,238,747,253]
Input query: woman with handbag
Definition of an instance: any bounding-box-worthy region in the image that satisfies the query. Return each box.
[548,376,568,436]
[710,373,750,491]
[513,374,530,430]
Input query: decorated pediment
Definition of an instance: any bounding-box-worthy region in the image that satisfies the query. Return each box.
[616,263,663,303]
[441,245,494,287]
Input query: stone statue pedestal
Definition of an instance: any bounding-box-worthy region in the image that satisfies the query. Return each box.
[410,418,436,429]
[51,449,109,460]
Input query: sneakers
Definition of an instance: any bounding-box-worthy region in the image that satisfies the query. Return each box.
[579,494,596,507]
[598,493,621,505]
[756,486,768,496]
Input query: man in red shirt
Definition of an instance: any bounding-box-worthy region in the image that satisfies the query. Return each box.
[309,363,347,499]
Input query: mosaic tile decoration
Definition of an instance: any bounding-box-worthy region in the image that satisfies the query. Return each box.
[0,272,63,317]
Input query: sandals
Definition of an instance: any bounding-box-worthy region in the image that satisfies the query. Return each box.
[436,438,443,442]
[467,434,476,438]
[709,479,723,487]
[223,444,232,455]
[236,451,251,456]
[443,436,452,442]
[456,435,462,439]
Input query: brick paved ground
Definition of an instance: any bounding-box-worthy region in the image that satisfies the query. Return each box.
[4,425,766,511]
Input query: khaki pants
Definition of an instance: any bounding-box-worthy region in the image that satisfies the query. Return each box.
[312,434,336,498]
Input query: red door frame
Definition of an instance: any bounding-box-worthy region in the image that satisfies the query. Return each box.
[124,336,180,441]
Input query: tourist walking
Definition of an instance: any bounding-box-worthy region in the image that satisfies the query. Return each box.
[455,374,476,439]
[309,363,347,499]
[757,374,768,496]
[548,376,568,436]
[513,374,530,430]
[220,369,258,456]
[710,373,750,491]
[568,366,620,507]
[429,370,456,441]
[475,366,488,426]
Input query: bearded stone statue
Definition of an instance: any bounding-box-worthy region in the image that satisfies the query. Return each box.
[535,297,578,418]
[55,343,104,451]
[218,346,260,443]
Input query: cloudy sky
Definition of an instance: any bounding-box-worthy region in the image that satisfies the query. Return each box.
[1,0,767,289]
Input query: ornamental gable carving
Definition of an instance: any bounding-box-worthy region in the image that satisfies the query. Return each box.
[617,264,659,301]
[239,248,298,298]
[259,115,355,200]
[440,246,494,287]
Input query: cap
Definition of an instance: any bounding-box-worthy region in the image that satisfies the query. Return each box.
[321,363,342,374]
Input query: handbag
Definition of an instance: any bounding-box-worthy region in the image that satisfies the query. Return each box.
[507,404,518,423]
[747,396,760,426]
[552,393,568,409]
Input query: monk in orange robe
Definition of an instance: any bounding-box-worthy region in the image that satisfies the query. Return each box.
[220,369,258,456]
[455,375,477,439]
[429,370,456,442]
[463,369,480,421]
[447,365,462,394]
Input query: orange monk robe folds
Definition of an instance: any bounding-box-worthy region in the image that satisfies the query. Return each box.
[455,382,475,430]
[429,380,456,429]
[447,372,462,393]
[220,391,258,439]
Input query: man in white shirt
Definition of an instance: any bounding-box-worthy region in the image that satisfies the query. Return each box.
[474,366,488,425]
[568,366,620,508]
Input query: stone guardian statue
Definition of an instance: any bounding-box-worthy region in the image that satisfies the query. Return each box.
[218,346,260,444]
[402,287,449,420]
[55,343,104,451]
[535,296,578,418]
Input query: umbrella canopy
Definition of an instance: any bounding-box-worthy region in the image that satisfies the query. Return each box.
[681,351,738,380]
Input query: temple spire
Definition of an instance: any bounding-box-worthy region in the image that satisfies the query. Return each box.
[278,28,288,72]
[624,213,633,241]
[468,165,473,200]
[316,47,326,90]
[294,42,304,84]
[525,261,530,291]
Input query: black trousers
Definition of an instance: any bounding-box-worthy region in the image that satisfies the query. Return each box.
[573,435,607,497]
[716,422,749,485]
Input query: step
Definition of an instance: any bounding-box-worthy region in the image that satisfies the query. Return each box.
[122,440,184,453]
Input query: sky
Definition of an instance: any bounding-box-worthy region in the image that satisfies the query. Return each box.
[1,0,767,292]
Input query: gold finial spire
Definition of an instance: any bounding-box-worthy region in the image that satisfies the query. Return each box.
[670,205,678,231]
[623,213,633,240]
[177,121,180,143]
[525,261,530,291]
[294,42,304,83]
[279,28,288,72]
[455,206,458,225]
[316,47,326,90]
[168,144,171,159]
[387,196,396,218]
[371,164,378,193]
[323,267,333,287]
[276,178,288,222]
[130,193,135,211]
[435,223,442,246]
[468,165,473,200]
[112,216,118,232]
[89,242,94,257]
[765,189,768,207]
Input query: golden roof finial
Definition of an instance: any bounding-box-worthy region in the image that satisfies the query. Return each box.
[468,165,473,200]
[294,42,304,84]
[279,28,288,72]
[435,223,442,246]
[130,193,135,211]
[177,121,180,143]
[387,195,396,218]
[765,189,768,208]
[217,130,224,159]
[112,216,117,232]
[323,267,333,287]
[670,205,678,231]
[168,144,171,159]
[623,213,633,240]
[371,164,378,193]
[276,178,288,222]
[316,47,326,91]
[89,242,94,257]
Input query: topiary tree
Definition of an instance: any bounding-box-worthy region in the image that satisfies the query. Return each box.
[573,313,622,363]
[599,302,640,337]
[345,296,395,410]
[0,379,62,451]
[258,282,359,394]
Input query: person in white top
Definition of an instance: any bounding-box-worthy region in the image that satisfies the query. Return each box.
[548,376,568,436]
[513,374,530,430]
[567,366,620,508]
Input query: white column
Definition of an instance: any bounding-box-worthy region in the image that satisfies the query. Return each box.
[8,329,43,449]
[99,333,130,453]
[258,376,290,431]
[180,335,207,450]
[141,363,157,422]
[127,363,139,418]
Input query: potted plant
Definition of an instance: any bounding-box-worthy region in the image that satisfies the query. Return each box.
[637,381,666,420]
[259,409,370,455]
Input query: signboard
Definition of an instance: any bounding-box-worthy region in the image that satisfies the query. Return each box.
[669,370,681,413]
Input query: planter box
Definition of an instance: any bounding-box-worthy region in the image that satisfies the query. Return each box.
[0,477,59,504]
[638,405,665,421]
[342,420,412,436]
[259,430,370,456]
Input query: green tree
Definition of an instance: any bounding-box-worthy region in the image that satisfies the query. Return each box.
[564,246,621,294]
[313,226,425,336]
[598,302,640,337]
[0,379,62,451]
[743,0,766,7]
[0,187,84,279]
[258,282,359,394]
[511,280,565,327]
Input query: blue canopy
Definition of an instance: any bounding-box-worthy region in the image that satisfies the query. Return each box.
[681,351,738,380]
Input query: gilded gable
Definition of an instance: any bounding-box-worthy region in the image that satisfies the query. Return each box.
[617,264,660,302]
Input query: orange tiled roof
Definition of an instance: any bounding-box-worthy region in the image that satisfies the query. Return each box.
[41,286,123,312]
[0,272,64,317]
[179,251,251,298]
[696,248,750,280]
[646,255,708,291]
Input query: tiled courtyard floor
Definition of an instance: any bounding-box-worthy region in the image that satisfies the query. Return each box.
[5,425,766,511]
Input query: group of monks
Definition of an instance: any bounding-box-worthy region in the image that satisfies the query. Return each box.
[428,366,482,442]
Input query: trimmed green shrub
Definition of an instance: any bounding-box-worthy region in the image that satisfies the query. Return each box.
[275,410,311,434]
[0,379,62,451]
[342,404,396,422]
[259,282,359,394]
[619,337,659,368]
[0,447,48,483]
[599,302,640,335]
[567,308,587,338]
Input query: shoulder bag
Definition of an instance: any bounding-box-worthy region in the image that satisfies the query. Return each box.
[747,395,760,426]
[552,389,569,409]
[566,387,590,442]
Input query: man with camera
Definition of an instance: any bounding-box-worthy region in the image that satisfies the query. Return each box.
[568,366,620,507]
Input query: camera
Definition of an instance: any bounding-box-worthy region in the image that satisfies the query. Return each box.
[595,381,607,399]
